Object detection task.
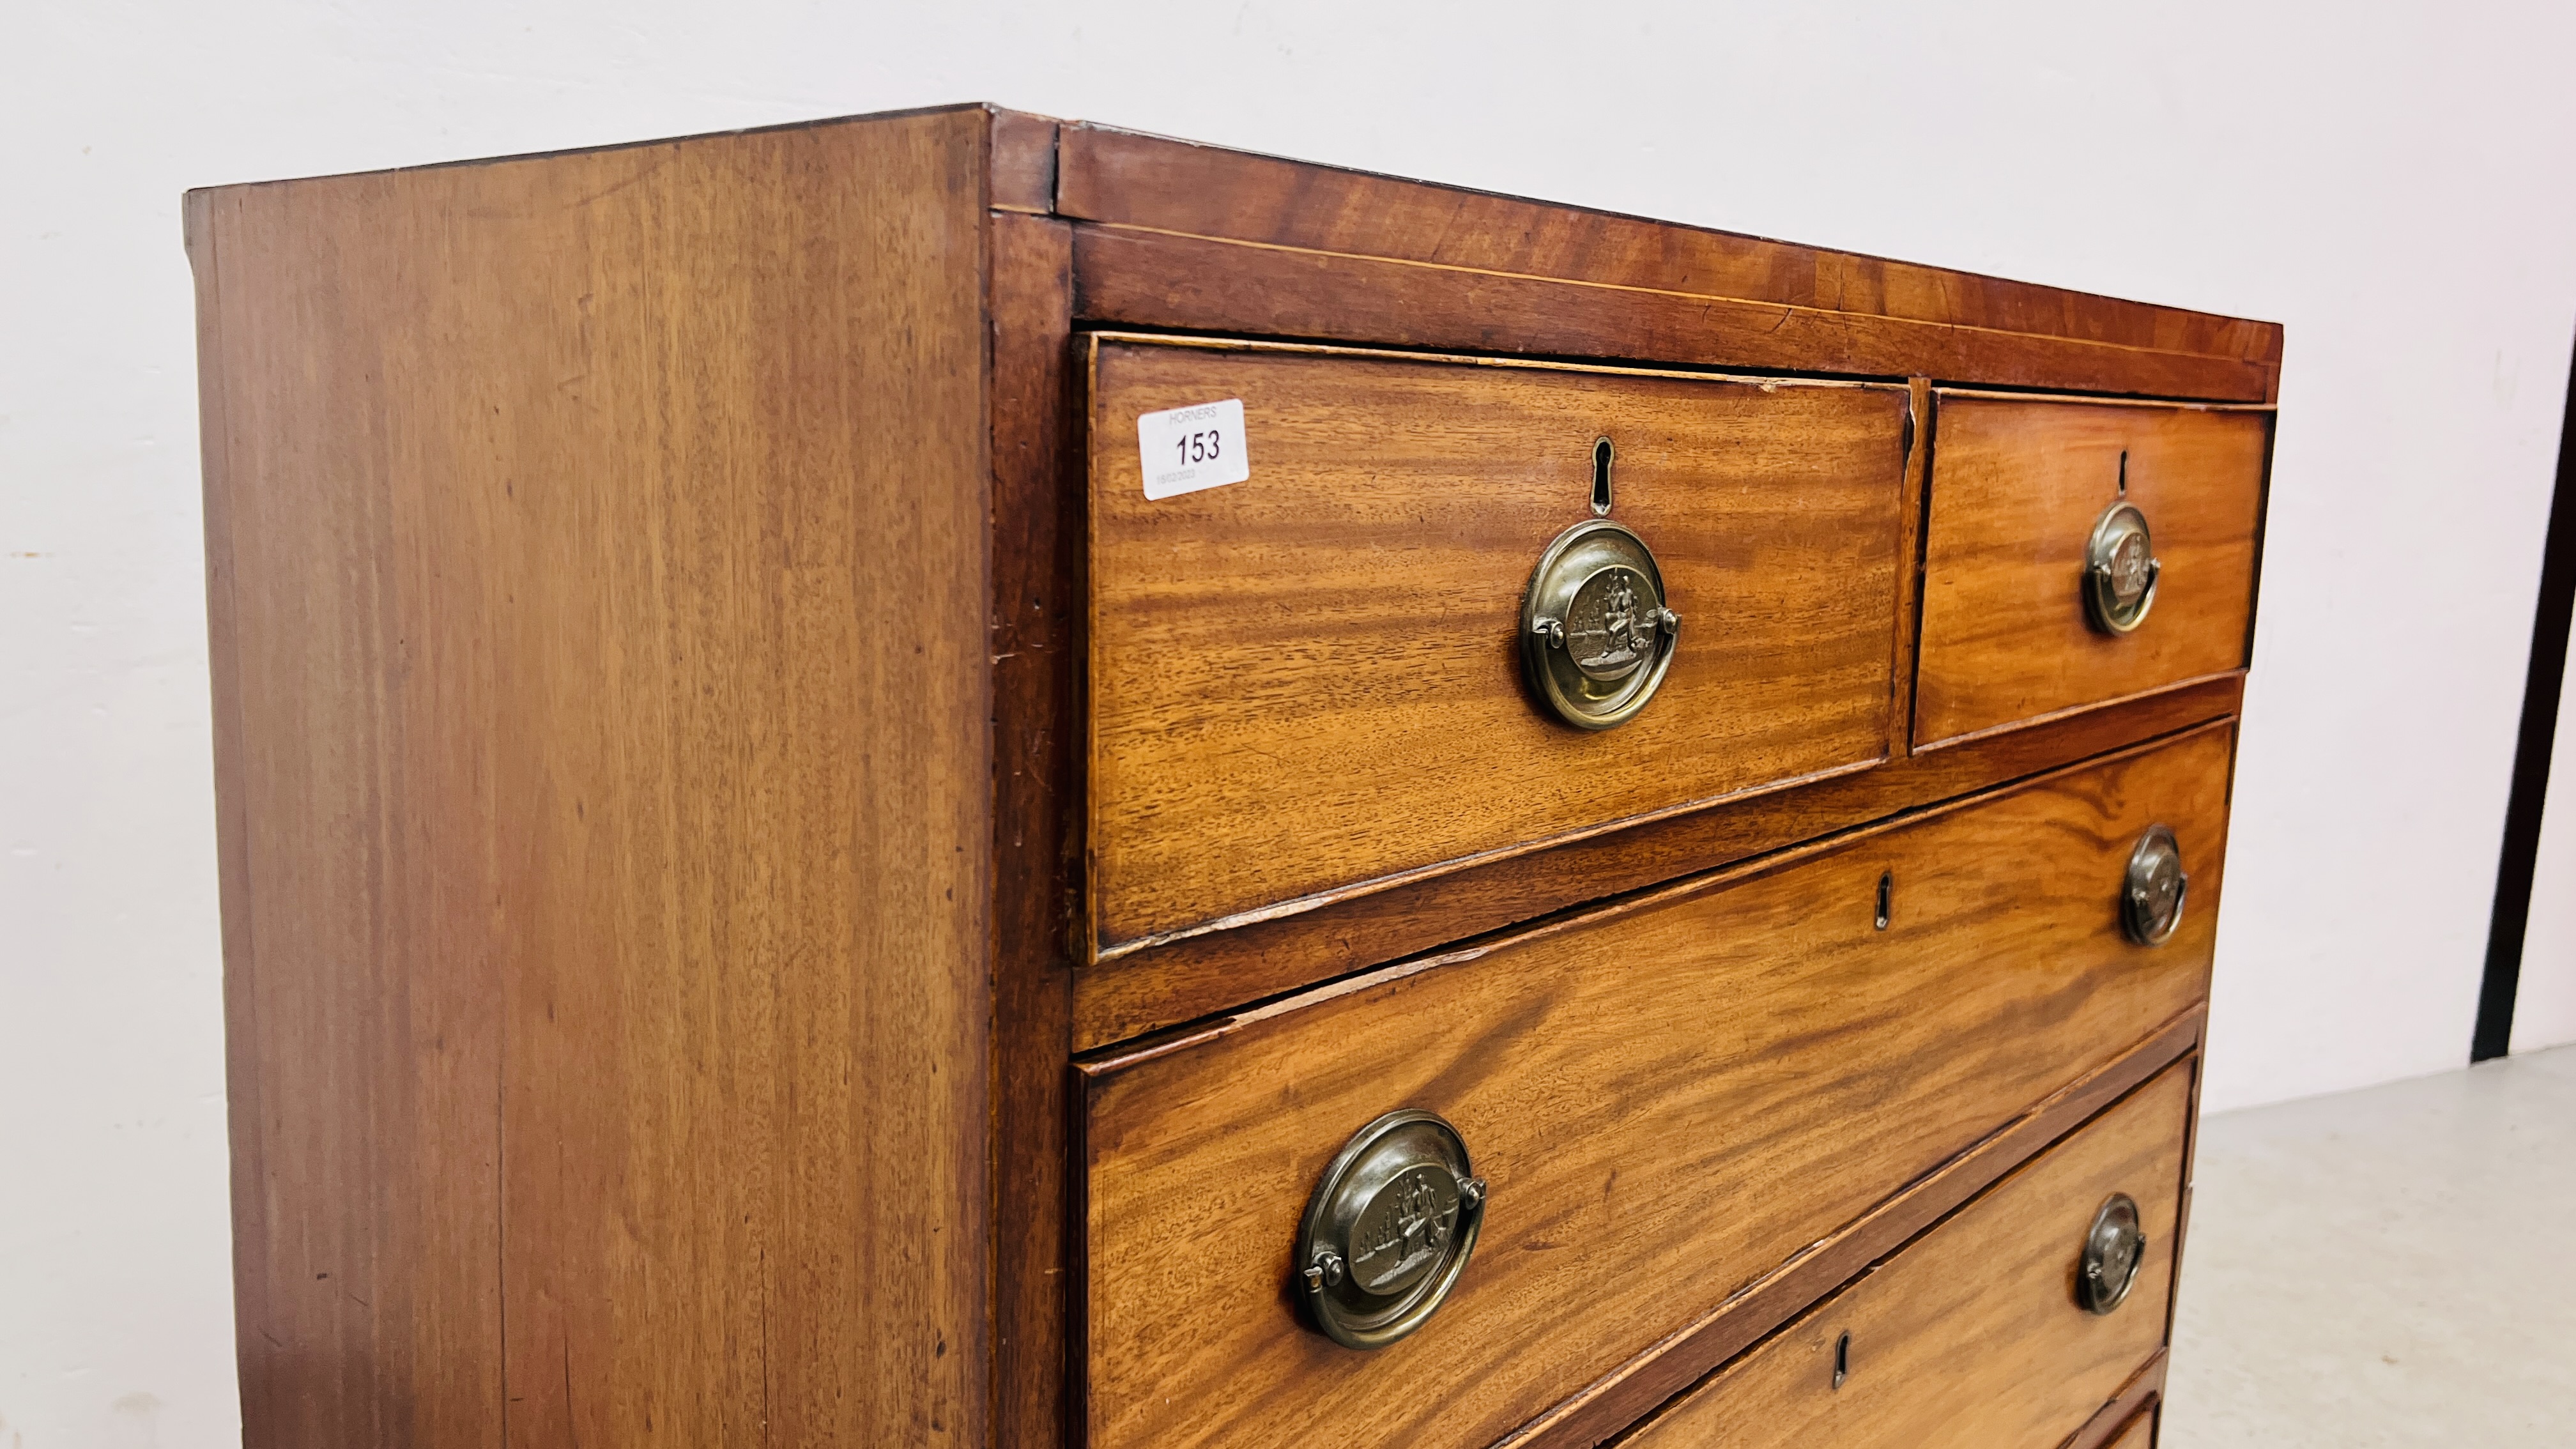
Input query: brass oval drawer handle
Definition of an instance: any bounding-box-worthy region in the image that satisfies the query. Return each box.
[2121,824,2189,946]
[1295,1109,1487,1350]
[2079,1192,2149,1314]
[2084,500,2161,634]
[1522,518,1679,732]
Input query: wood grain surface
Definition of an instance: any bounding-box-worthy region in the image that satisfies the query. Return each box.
[1077,728,2231,1449]
[193,109,993,1448]
[2062,1351,2168,1449]
[1620,1062,2191,1449]
[1071,227,2279,405]
[1503,1016,2195,1449]
[192,99,2278,1449]
[1889,378,1933,759]
[1073,679,2241,1052]
[989,107,1059,213]
[1055,125,2283,374]
[1088,337,1906,950]
[987,210,1082,1449]
[1913,394,2270,747]
[2101,1407,2157,1449]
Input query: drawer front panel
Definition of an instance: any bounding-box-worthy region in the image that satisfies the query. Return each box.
[1913,394,2267,747]
[1088,339,1907,951]
[1624,1060,2191,1449]
[1078,726,2230,1449]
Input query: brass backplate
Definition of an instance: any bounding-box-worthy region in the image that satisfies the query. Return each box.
[2084,501,2161,634]
[2121,824,2189,946]
[2080,1192,2148,1314]
[1294,1109,1487,1350]
[1521,518,1679,731]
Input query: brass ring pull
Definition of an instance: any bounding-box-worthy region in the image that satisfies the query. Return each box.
[1522,519,1679,731]
[2079,1193,2149,1314]
[2084,501,2161,634]
[1294,1109,1487,1350]
[2120,824,2189,947]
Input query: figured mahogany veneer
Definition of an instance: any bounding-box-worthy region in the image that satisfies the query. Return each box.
[1050,126,2282,383]
[1087,337,1906,950]
[1620,1062,2192,1449]
[1071,672,2242,1051]
[1915,394,2271,748]
[191,104,2272,1449]
[1077,730,2227,1449]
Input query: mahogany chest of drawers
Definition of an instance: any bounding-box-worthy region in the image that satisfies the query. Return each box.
[190,104,2275,1448]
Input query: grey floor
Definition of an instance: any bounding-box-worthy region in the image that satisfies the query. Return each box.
[2163,1043,2576,1445]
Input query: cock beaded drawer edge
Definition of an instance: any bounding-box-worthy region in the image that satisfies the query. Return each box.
[189,103,2275,1449]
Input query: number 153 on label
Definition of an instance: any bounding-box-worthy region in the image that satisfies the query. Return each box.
[1137,398,1250,500]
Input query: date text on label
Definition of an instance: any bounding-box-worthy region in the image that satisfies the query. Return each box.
[1137,398,1250,500]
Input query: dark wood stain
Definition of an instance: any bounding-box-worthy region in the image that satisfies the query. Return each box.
[194,102,2267,1449]
[987,208,1082,1449]
[1055,124,2282,386]
[1073,227,2280,404]
[194,109,993,1449]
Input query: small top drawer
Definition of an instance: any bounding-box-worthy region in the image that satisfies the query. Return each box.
[1087,338,1908,953]
[1913,393,2269,747]
[1621,1059,2189,1448]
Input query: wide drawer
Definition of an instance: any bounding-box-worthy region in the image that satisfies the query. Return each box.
[1076,725,2230,1449]
[1622,1059,2191,1448]
[1913,393,2267,747]
[1087,337,1908,952]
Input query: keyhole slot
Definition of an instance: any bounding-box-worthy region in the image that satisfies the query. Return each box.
[1833,1330,1851,1389]
[1591,437,1615,516]
[1874,872,1892,931]
[2117,449,2129,496]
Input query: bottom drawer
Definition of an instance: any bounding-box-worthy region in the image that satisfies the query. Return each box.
[1623,1058,2192,1448]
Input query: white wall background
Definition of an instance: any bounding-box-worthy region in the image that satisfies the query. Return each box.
[7,3,2575,1444]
